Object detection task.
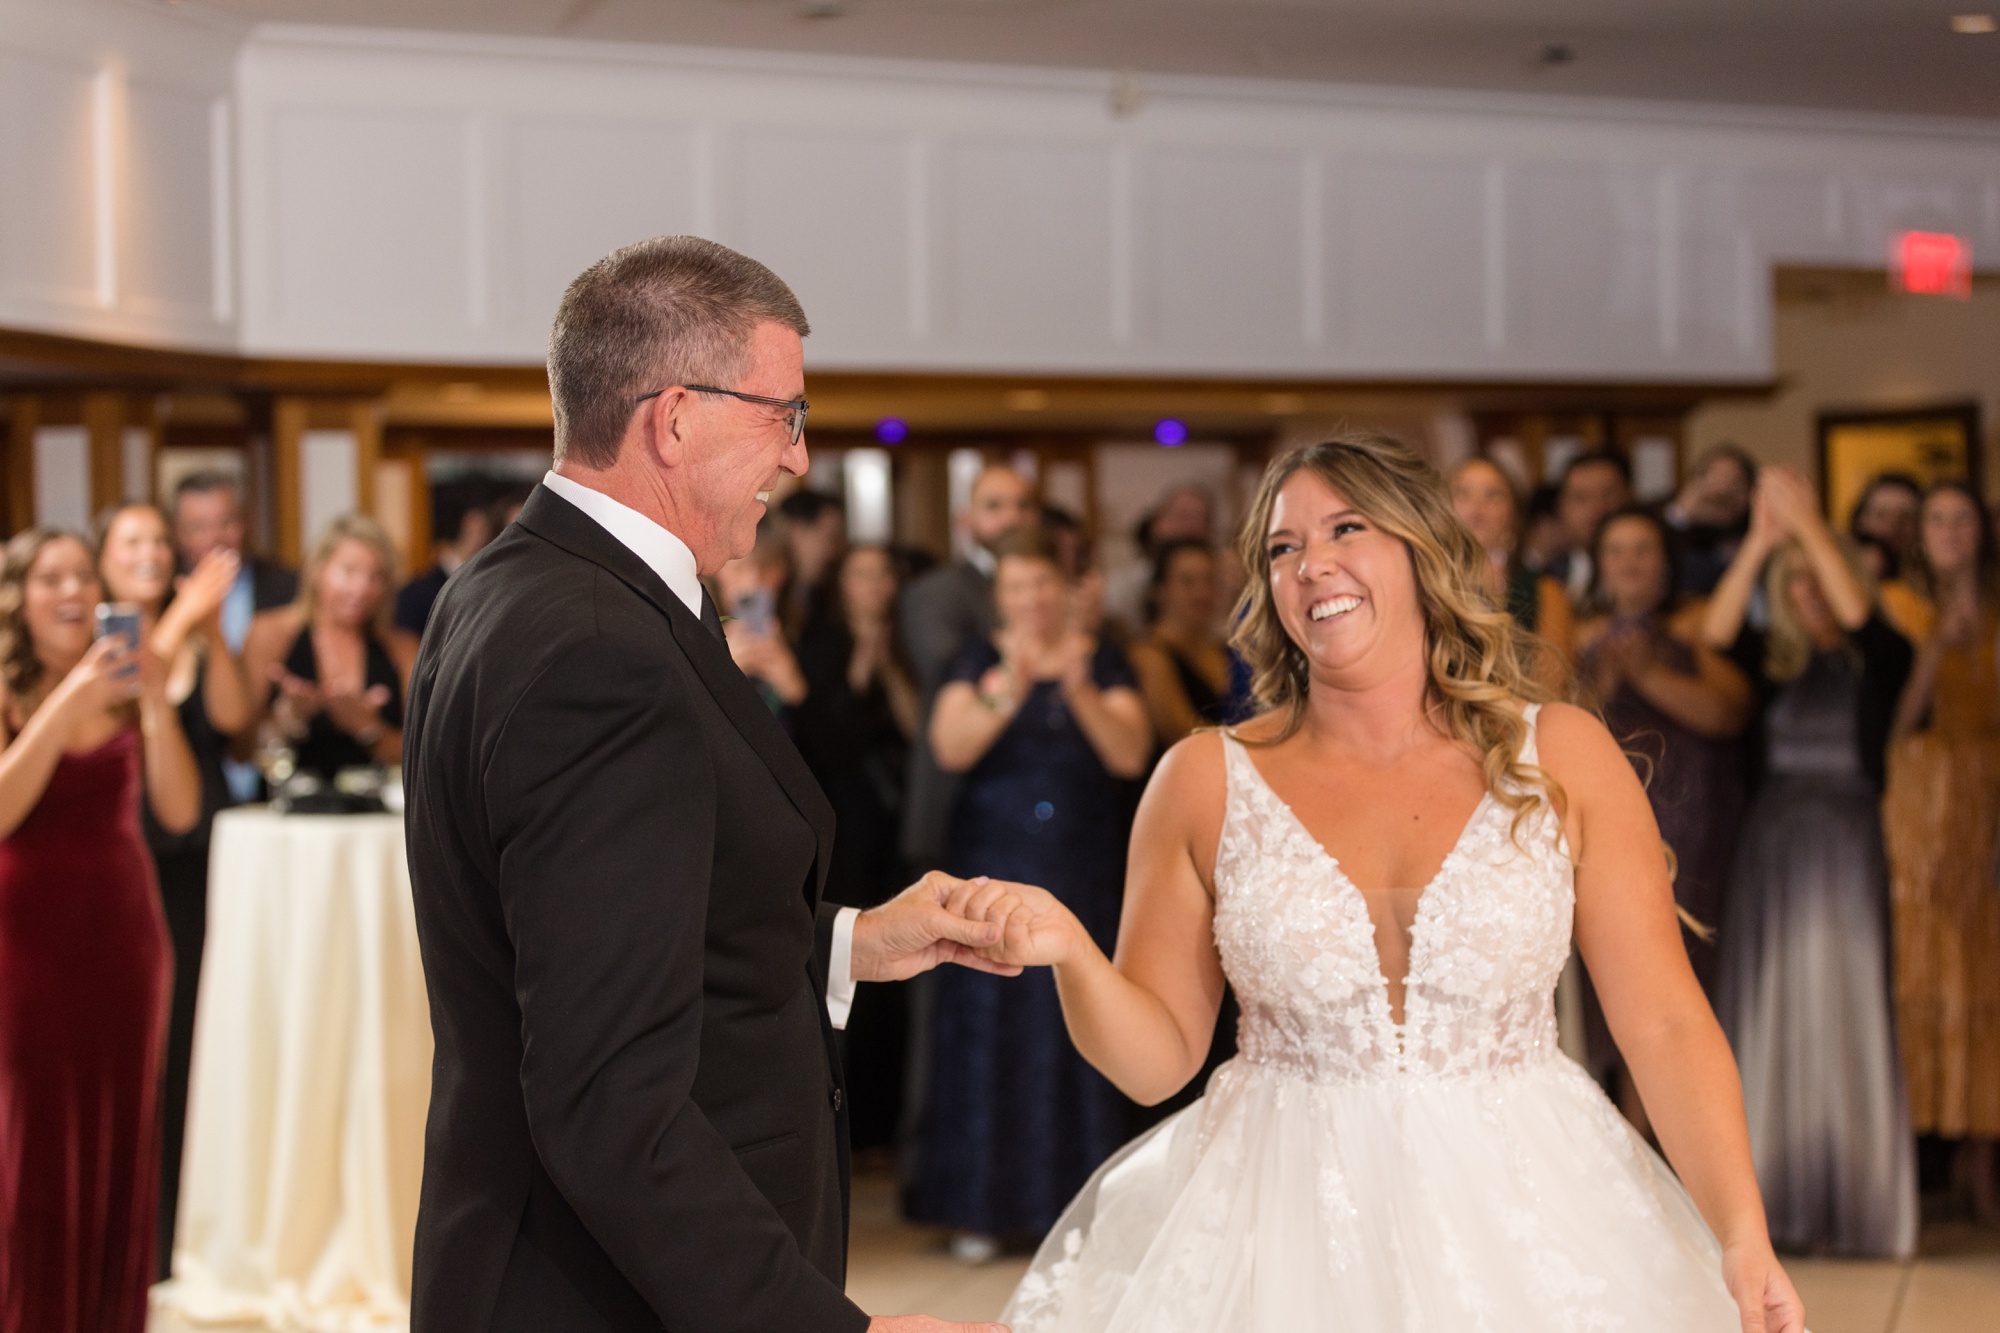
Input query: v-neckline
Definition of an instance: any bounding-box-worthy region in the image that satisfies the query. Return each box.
[1231,738,1495,1034]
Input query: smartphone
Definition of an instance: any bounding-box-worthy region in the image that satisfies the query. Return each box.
[95,602,143,678]
[730,585,776,638]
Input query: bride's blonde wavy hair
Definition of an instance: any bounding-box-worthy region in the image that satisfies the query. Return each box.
[1229,433,1562,837]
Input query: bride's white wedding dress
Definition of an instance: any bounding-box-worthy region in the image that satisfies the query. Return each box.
[1001,706,1743,1331]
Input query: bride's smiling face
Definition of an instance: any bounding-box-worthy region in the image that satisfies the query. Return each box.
[1265,469,1424,678]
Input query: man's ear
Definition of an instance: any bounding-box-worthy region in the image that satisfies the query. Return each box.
[643,388,691,472]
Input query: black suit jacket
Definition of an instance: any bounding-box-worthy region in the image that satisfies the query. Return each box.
[403,485,869,1333]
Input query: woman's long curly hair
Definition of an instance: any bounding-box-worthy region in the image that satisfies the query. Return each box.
[0,528,93,703]
[1228,433,1561,836]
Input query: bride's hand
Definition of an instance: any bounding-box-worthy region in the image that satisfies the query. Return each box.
[948,876,1086,970]
[1721,1240,1804,1333]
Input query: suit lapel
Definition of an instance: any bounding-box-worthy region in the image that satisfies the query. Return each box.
[516,486,837,902]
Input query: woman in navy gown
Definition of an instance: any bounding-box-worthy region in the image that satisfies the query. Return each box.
[1704,467,1919,1257]
[916,527,1152,1260]
[0,529,201,1332]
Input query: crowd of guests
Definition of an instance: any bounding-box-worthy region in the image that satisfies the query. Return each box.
[4,441,1997,1325]
[0,475,449,1329]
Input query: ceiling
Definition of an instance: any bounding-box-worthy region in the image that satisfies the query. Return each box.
[175,0,2000,121]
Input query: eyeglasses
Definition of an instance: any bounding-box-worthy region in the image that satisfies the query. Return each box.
[634,385,810,446]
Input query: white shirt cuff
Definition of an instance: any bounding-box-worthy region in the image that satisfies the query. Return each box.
[826,906,860,1031]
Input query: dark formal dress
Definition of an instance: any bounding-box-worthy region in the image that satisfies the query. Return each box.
[0,728,171,1333]
[282,627,403,780]
[793,618,912,1151]
[912,639,1135,1238]
[1576,619,1744,1075]
[405,485,866,1333]
[142,654,236,1277]
[1718,615,1918,1257]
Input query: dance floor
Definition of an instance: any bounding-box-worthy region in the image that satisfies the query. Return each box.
[147,1165,2000,1330]
[843,1168,2000,1333]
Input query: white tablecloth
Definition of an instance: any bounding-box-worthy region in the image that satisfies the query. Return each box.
[156,810,430,1333]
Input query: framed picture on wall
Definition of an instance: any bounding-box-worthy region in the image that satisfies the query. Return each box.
[1818,402,1983,529]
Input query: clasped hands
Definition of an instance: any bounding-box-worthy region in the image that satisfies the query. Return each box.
[850,871,1073,983]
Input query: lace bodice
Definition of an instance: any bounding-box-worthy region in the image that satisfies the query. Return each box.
[1213,705,1574,1084]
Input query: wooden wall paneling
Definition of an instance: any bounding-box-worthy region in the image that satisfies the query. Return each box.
[81,391,125,516]
[271,394,306,563]
[348,397,381,521]
[5,396,38,536]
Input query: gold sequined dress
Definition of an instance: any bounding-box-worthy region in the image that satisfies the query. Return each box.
[1880,582,2000,1137]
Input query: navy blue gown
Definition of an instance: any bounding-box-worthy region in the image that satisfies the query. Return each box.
[912,638,1135,1237]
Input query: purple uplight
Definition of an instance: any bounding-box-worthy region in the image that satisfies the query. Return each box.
[874,417,909,445]
[1154,418,1189,447]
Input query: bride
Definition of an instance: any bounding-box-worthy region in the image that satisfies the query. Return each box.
[958,434,1807,1332]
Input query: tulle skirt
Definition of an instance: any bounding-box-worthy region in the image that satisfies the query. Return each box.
[1001,1054,1741,1332]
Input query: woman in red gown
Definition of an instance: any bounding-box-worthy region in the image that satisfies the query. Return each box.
[0,529,200,1332]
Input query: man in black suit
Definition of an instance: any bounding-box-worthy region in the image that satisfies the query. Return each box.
[404,236,1014,1333]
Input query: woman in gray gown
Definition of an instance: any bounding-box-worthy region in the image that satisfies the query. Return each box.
[1702,465,1919,1257]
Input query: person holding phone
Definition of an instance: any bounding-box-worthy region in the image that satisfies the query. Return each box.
[0,528,200,1332]
[715,534,808,713]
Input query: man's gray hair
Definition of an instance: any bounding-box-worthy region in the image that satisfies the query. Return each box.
[548,236,810,469]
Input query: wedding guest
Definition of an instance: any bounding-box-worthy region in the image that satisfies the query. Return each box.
[392,497,495,645]
[1547,452,1634,609]
[717,530,807,714]
[171,471,297,802]
[1575,507,1751,1123]
[1662,444,1756,596]
[1879,481,2000,1223]
[778,488,846,639]
[1703,466,1919,1258]
[899,464,1036,865]
[1128,540,1231,749]
[244,515,407,780]
[1449,456,1575,692]
[793,544,920,1154]
[1104,483,1216,634]
[0,528,200,1332]
[1042,504,1108,638]
[916,527,1150,1260]
[95,502,256,1275]
[1848,473,1924,582]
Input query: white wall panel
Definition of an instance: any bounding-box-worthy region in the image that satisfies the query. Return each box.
[1512,164,1665,368]
[32,426,91,532]
[724,128,912,355]
[123,79,217,320]
[940,139,1116,361]
[1138,146,1303,367]
[269,109,473,349]
[0,50,97,310]
[501,117,701,340]
[1336,156,1491,367]
[300,428,358,551]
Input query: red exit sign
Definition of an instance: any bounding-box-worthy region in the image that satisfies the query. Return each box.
[1894,230,1973,298]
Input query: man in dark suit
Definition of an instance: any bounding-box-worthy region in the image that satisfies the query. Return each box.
[404,236,1014,1333]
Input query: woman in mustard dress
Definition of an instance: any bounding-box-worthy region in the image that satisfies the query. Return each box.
[1880,481,2000,1222]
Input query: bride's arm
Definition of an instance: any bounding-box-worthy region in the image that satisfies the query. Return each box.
[1538,702,1804,1333]
[954,733,1229,1105]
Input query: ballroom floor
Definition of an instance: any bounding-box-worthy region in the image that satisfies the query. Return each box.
[842,1168,2000,1332]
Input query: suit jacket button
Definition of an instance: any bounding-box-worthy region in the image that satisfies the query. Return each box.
[830,1086,843,1112]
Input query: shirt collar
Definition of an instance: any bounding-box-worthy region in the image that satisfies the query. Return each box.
[963,542,997,577]
[541,470,703,619]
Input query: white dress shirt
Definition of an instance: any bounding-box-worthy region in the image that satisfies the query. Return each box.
[540,471,860,1028]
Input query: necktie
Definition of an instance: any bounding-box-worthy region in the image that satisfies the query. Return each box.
[699,588,726,642]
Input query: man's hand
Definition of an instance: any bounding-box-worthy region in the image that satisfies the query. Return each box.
[945,876,1083,970]
[867,1318,1009,1333]
[849,871,1024,983]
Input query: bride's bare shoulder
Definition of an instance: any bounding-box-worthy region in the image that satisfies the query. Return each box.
[1530,701,1629,791]
[1141,729,1232,824]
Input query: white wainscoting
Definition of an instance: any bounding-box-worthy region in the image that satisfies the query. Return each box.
[234,27,2000,381]
[0,0,239,349]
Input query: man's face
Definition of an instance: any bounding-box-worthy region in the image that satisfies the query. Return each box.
[672,321,809,573]
[964,469,1036,549]
[1685,457,1752,528]
[173,488,245,568]
[1152,489,1213,545]
[1558,462,1630,549]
